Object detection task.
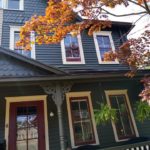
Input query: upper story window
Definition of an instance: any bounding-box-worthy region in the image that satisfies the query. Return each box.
[10,26,35,59]
[93,31,118,64]
[0,0,2,7]
[1,0,24,10]
[66,92,99,148]
[105,90,139,142]
[61,34,85,64]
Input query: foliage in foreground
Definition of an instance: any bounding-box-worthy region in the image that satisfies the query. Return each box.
[135,101,150,122]
[94,103,117,125]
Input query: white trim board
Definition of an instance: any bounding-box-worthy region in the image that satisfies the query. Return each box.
[105,90,139,142]
[9,26,36,59]
[66,91,99,148]
[3,0,24,10]
[93,31,119,64]
[61,34,85,64]
[5,95,50,150]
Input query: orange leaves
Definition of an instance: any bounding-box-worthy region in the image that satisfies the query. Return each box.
[103,51,117,61]
[18,0,146,50]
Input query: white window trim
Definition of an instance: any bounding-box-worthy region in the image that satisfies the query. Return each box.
[5,95,50,150]
[3,0,24,10]
[61,34,85,64]
[105,90,139,142]
[93,31,119,64]
[9,26,36,59]
[66,91,99,148]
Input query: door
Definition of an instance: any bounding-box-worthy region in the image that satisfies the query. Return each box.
[8,101,46,150]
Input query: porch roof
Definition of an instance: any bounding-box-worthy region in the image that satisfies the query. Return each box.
[0,47,67,78]
[0,47,148,85]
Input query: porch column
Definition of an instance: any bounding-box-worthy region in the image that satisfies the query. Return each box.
[43,82,72,150]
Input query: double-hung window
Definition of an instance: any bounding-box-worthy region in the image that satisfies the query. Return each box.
[105,90,139,141]
[0,0,2,8]
[2,0,24,10]
[93,31,118,64]
[10,26,35,59]
[66,92,99,148]
[61,34,85,64]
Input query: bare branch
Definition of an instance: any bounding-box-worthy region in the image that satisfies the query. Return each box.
[128,0,146,9]
[100,7,147,17]
[143,0,150,14]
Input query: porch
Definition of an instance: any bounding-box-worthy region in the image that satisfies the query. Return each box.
[0,79,149,150]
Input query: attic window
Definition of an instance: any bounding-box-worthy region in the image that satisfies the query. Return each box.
[61,34,85,64]
[8,0,20,9]
[2,0,24,10]
[0,0,2,7]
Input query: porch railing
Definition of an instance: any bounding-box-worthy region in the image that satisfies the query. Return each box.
[75,140,150,150]
[100,141,150,150]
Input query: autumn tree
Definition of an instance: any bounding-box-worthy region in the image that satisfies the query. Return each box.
[17,0,150,104]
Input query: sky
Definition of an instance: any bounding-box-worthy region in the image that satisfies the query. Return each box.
[105,2,150,39]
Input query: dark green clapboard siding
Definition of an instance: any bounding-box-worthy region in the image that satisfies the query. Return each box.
[0,99,5,142]
[1,0,131,71]
[0,80,149,150]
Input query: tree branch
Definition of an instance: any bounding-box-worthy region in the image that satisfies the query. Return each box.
[100,7,147,17]
[143,0,150,14]
[128,0,146,9]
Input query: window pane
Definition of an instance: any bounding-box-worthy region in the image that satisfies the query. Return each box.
[109,95,135,140]
[64,34,81,61]
[28,139,38,150]
[16,106,38,150]
[96,35,113,61]
[0,0,2,8]
[14,31,31,58]
[8,0,20,9]
[17,141,27,150]
[70,97,95,145]
[80,101,89,119]
[74,122,83,143]
[71,101,80,121]
[82,121,94,141]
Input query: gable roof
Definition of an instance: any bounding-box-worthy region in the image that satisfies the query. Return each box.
[0,47,67,78]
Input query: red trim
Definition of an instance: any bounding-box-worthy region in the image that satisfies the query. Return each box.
[8,101,46,150]
[69,96,96,146]
[66,57,81,62]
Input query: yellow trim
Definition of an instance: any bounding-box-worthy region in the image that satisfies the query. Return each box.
[105,90,139,142]
[5,95,50,150]
[66,91,99,148]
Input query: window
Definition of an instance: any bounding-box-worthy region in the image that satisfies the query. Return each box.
[2,0,24,10]
[0,0,2,7]
[66,92,99,148]
[10,26,35,59]
[93,31,118,64]
[61,34,85,64]
[105,90,139,141]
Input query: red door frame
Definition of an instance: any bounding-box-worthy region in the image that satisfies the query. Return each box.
[8,100,46,150]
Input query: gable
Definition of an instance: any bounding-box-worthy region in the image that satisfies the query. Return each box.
[0,47,66,78]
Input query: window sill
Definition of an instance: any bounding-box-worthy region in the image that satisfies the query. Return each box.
[63,60,85,65]
[98,61,119,64]
[3,8,24,11]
